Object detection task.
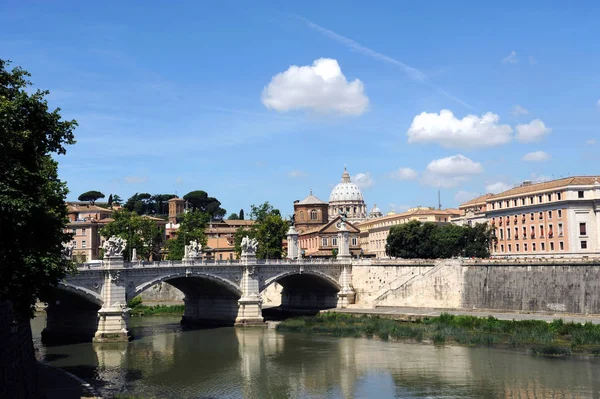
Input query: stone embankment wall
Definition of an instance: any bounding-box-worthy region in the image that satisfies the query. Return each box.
[138,282,184,303]
[353,259,600,315]
[0,301,38,399]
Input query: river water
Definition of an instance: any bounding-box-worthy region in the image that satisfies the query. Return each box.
[32,315,600,398]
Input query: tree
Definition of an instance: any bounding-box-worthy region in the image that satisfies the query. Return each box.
[227,212,239,220]
[234,202,287,259]
[0,59,77,318]
[111,194,123,206]
[100,209,164,261]
[78,190,105,205]
[164,210,209,260]
[107,194,113,207]
[239,209,245,220]
[183,190,226,220]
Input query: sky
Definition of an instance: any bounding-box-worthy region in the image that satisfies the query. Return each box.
[2,1,599,217]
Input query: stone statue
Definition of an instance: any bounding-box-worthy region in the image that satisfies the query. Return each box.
[185,240,202,258]
[290,214,295,226]
[241,236,258,255]
[102,236,127,257]
[336,210,348,230]
[61,242,74,260]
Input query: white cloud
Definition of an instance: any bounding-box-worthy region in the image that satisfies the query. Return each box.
[288,170,307,179]
[353,172,374,189]
[261,58,368,115]
[596,99,600,109]
[407,109,513,148]
[388,203,410,213]
[528,56,537,65]
[530,173,551,183]
[516,119,551,142]
[123,176,148,184]
[502,51,519,64]
[486,181,512,194]
[175,177,183,185]
[390,167,418,181]
[522,151,550,162]
[511,105,529,116]
[587,139,596,145]
[454,190,479,204]
[422,155,483,188]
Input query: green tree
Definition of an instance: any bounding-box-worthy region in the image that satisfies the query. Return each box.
[100,209,164,261]
[0,59,77,318]
[227,212,239,220]
[234,202,287,259]
[164,210,209,260]
[78,190,105,205]
[183,190,226,219]
[111,194,123,206]
[239,209,245,220]
[107,194,113,207]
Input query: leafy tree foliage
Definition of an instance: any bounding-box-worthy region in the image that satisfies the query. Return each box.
[183,190,226,220]
[78,190,105,205]
[107,194,113,207]
[233,202,287,259]
[164,210,209,260]
[386,221,495,259]
[124,193,175,216]
[100,209,164,261]
[111,194,123,206]
[227,212,239,220]
[239,209,244,220]
[0,59,77,318]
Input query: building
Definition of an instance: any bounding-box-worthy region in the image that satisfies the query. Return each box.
[293,190,329,234]
[452,194,494,226]
[66,204,114,261]
[368,204,383,219]
[356,207,460,258]
[205,219,254,260]
[328,166,367,223]
[486,177,600,258]
[297,216,362,258]
[168,197,185,224]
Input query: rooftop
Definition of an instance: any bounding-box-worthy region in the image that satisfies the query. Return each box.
[491,176,600,199]
[297,189,327,205]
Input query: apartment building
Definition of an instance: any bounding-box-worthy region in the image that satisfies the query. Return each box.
[66,204,114,261]
[485,177,600,257]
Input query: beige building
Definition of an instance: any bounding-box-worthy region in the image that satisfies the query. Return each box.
[66,204,114,262]
[452,194,494,226]
[297,216,362,258]
[205,219,254,260]
[356,207,460,258]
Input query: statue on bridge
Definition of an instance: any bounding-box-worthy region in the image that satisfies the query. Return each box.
[185,240,202,258]
[336,210,348,230]
[102,236,127,257]
[61,242,74,260]
[241,236,258,256]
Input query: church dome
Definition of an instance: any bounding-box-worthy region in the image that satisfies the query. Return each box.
[369,203,383,218]
[329,167,364,202]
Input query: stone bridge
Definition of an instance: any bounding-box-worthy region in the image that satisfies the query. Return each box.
[42,253,363,343]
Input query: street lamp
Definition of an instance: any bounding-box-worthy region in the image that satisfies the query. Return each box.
[266,232,270,260]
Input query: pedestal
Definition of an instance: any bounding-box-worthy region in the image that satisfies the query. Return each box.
[235,295,264,326]
[287,226,299,259]
[337,265,355,308]
[94,305,131,342]
[337,225,351,260]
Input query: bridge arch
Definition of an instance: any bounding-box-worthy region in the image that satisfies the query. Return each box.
[132,271,242,299]
[260,270,340,311]
[260,270,341,293]
[57,281,104,307]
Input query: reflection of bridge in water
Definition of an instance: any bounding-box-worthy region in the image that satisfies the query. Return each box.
[42,253,362,343]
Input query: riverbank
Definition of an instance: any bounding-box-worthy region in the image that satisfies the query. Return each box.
[128,304,184,317]
[37,362,99,399]
[277,312,600,356]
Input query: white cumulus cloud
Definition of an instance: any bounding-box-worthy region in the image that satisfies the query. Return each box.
[123,176,148,184]
[502,51,519,64]
[511,105,529,116]
[516,119,551,142]
[390,167,418,181]
[288,170,307,179]
[422,154,483,188]
[407,109,513,148]
[587,139,597,145]
[455,191,480,204]
[261,58,368,115]
[486,181,512,194]
[596,99,600,109]
[353,172,374,189]
[522,151,550,162]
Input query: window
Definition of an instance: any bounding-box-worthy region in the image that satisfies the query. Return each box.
[524,243,528,251]
[332,237,338,246]
[299,211,304,220]
[538,195,543,203]
[560,242,564,251]
[548,210,552,219]
[82,240,86,248]
[530,213,534,221]
[514,227,518,238]
[530,225,535,237]
[578,191,584,198]
[351,237,358,246]
[540,225,544,237]
[539,212,543,220]
[548,224,553,237]
[310,209,318,220]
[506,200,510,208]
[71,228,76,234]
[581,241,588,249]
[557,192,562,200]
[529,196,534,204]
[541,242,545,251]
[219,254,223,260]
[547,194,552,201]
[72,240,77,248]
[550,242,554,251]
[516,244,520,251]
[507,229,511,239]
[558,223,563,236]
[580,223,587,236]
[492,203,495,210]
[558,210,562,218]
[81,228,86,235]
[499,229,504,240]
[322,238,328,246]
[508,244,512,252]
[498,202,502,209]
[532,243,536,251]
[521,198,526,205]
[522,226,526,237]
[513,199,518,206]
[500,244,504,252]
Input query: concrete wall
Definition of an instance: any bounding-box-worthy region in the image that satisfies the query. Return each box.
[0,301,38,399]
[353,259,600,315]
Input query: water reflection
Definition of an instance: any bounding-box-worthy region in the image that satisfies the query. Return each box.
[32,315,600,398]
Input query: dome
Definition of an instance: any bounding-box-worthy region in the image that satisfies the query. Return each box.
[329,167,364,202]
[369,203,383,218]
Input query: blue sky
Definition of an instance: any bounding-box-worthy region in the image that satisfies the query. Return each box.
[2,1,599,216]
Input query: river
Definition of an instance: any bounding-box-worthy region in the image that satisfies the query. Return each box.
[32,314,600,398]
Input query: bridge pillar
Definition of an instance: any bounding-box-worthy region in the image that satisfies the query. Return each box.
[235,255,264,326]
[94,256,130,342]
[287,225,300,259]
[337,264,355,308]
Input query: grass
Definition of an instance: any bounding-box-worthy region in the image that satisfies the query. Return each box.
[276,312,600,356]
[127,296,184,317]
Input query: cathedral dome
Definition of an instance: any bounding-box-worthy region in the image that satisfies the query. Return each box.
[329,167,364,202]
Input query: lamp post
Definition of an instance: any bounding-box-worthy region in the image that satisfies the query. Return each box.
[266,232,270,260]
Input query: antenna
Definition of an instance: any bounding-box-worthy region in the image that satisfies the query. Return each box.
[438,190,442,210]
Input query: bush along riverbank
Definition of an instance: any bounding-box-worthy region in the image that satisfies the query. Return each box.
[127,297,184,317]
[276,312,600,357]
